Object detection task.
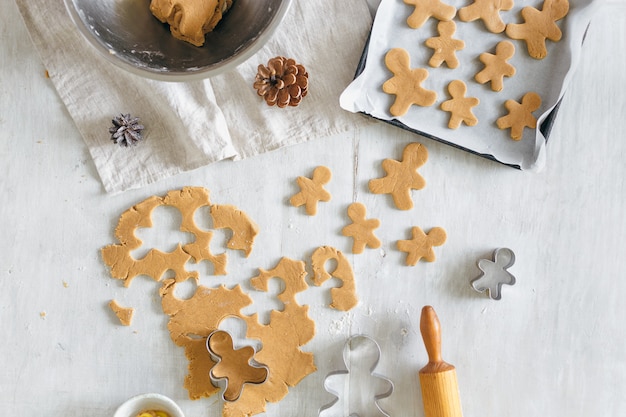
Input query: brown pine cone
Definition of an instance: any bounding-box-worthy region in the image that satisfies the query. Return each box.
[253,56,309,108]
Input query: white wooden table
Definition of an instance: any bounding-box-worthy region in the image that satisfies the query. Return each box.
[1,1,625,416]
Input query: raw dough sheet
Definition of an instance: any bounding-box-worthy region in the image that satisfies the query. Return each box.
[340,0,599,170]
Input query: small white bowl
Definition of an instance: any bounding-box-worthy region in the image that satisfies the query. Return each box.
[113,393,184,417]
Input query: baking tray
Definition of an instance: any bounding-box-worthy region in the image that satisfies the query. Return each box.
[340,0,598,170]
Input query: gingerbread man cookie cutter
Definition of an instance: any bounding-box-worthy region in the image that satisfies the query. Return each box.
[206,330,269,402]
[319,335,394,417]
[471,248,516,300]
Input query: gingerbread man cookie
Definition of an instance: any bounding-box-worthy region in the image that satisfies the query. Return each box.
[458,0,514,33]
[382,48,437,117]
[403,0,456,29]
[505,0,570,59]
[341,203,381,254]
[440,80,480,129]
[496,92,542,140]
[289,166,332,215]
[425,21,465,69]
[397,226,447,266]
[475,41,516,92]
[369,142,427,211]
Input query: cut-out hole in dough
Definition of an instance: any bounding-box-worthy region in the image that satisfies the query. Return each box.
[173,275,198,301]
[323,258,339,276]
[242,277,285,325]
[208,229,231,257]
[218,316,263,353]
[132,205,195,259]
[192,205,215,232]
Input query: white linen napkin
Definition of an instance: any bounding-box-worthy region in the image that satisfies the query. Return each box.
[16,0,373,194]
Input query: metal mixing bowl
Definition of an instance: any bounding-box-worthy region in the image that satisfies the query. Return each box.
[64,0,292,81]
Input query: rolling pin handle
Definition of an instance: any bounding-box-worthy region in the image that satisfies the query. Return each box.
[420,305,443,364]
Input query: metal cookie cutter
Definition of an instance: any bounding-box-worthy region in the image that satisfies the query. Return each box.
[471,248,516,300]
[319,335,394,417]
[206,330,269,402]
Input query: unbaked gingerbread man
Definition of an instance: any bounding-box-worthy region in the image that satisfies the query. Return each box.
[383,48,437,117]
[397,226,447,266]
[403,0,456,28]
[475,41,516,92]
[496,92,542,140]
[369,142,428,210]
[458,0,514,33]
[289,166,332,215]
[505,0,570,59]
[425,21,465,69]
[341,203,381,254]
[440,80,480,129]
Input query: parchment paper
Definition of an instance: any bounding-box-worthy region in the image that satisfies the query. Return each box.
[340,0,600,170]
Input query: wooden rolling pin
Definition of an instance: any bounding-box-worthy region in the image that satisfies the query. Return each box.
[419,306,463,417]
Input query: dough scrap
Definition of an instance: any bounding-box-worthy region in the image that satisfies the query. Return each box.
[102,188,316,417]
[505,0,569,59]
[311,246,358,311]
[228,258,317,417]
[159,257,316,417]
[101,187,257,285]
[458,0,514,33]
[425,21,465,69]
[108,299,134,326]
[289,166,332,216]
[383,48,437,117]
[475,41,516,92]
[369,142,428,210]
[341,203,381,254]
[397,226,447,266]
[160,282,253,399]
[403,0,456,29]
[496,92,542,140]
[440,80,480,129]
[211,204,260,257]
[150,0,233,46]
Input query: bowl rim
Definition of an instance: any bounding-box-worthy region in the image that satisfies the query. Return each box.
[63,0,293,82]
[112,393,185,417]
